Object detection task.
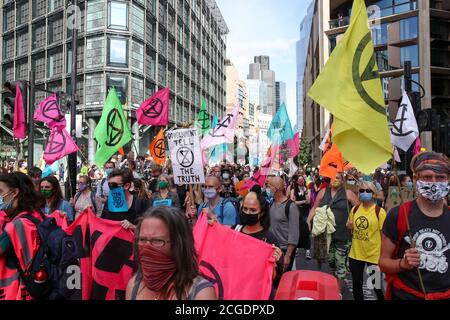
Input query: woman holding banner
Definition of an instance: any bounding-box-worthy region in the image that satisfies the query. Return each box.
[149,174,180,209]
[126,206,216,300]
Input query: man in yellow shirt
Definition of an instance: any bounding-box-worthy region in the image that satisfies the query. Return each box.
[347,181,387,300]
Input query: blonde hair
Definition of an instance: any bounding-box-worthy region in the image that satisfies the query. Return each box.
[359,181,377,194]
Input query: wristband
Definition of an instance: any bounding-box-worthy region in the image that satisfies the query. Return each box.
[399,258,407,271]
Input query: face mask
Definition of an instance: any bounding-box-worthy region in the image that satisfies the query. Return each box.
[159,181,169,189]
[331,180,342,188]
[265,189,273,198]
[138,243,177,292]
[0,191,13,211]
[41,189,53,199]
[347,180,356,185]
[239,211,260,226]
[359,192,373,202]
[203,188,217,200]
[222,173,230,180]
[105,168,113,177]
[405,182,413,189]
[416,180,449,202]
[78,183,88,192]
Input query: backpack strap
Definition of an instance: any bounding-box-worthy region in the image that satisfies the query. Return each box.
[90,191,97,213]
[352,205,361,215]
[19,214,41,227]
[394,201,412,257]
[375,205,381,220]
[284,199,294,220]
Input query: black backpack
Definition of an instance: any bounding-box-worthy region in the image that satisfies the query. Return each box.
[17,215,80,300]
[220,197,241,225]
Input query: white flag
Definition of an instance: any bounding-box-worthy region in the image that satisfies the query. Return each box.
[393,147,401,163]
[201,105,239,150]
[390,92,419,152]
[288,158,298,178]
[319,127,331,152]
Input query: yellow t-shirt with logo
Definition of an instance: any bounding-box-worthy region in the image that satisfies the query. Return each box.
[348,204,387,264]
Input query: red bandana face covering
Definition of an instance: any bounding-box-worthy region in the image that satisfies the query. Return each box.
[138,243,177,292]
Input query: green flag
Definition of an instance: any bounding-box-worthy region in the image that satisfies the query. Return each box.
[94,88,133,167]
[197,98,210,134]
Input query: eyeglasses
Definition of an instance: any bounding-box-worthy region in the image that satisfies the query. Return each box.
[138,237,170,248]
[359,189,373,193]
[108,183,123,189]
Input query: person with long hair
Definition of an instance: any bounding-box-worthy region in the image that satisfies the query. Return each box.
[132,178,151,201]
[126,206,216,300]
[0,172,45,299]
[149,174,181,209]
[291,175,312,259]
[70,175,97,219]
[40,175,74,222]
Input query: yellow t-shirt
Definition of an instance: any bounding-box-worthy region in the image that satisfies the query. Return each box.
[348,204,387,264]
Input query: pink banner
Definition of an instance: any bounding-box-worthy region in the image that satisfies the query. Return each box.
[193,213,274,300]
[34,94,66,129]
[413,137,422,155]
[13,84,26,139]
[43,127,79,165]
[243,143,279,190]
[201,105,239,150]
[287,132,300,158]
[137,87,169,126]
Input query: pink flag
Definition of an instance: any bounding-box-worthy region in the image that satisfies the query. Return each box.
[287,132,300,158]
[201,105,239,150]
[43,127,79,165]
[136,87,169,126]
[193,213,274,300]
[34,94,66,128]
[243,143,279,190]
[413,137,422,155]
[13,84,26,139]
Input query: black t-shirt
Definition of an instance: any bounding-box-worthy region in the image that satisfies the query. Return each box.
[232,225,279,247]
[383,200,450,299]
[102,195,149,224]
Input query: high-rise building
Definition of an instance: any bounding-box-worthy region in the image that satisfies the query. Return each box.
[0,0,229,162]
[275,81,286,112]
[296,1,314,132]
[303,0,450,165]
[247,55,276,115]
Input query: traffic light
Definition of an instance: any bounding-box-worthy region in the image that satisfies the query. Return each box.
[416,108,438,132]
[3,80,27,111]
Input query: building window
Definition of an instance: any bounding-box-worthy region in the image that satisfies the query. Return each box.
[86,37,105,68]
[15,59,29,80]
[159,31,167,57]
[3,7,15,32]
[67,4,85,37]
[147,0,156,16]
[47,81,62,95]
[86,0,105,31]
[66,76,84,104]
[131,77,144,107]
[106,74,128,105]
[108,1,128,30]
[131,40,144,72]
[17,1,30,26]
[146,20,156,47]
[48,0,63,12]
[108,38,128,67]
[3,36,14,60]
[32,0,47,19]
[159,1,167,26]
[146,50,156,80]
[2,63,14,84]
[400,45,419,68]
[400,16,418,41]
[372,22,388,46]
[67,44,85,74]
[48,15,64,45]
[32,54,46,80]
[16,31,29,56]
[85,73,105,105]
[168,67,175,89]
[48,49,63,78]
[32,22,46,50]
[132,4,145,37]
[158,60,166,85]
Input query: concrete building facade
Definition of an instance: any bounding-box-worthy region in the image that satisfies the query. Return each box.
[275,81,286,113]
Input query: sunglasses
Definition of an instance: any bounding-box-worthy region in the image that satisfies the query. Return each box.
[359,189,373,193]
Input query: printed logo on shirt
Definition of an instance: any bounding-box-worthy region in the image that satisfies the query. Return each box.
[406,228,449,274]
[353,216,370,241]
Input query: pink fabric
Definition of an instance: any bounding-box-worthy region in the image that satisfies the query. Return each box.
[43,127,79,165]
[34,94,66,129]
[287,132,300,158]
[243,143,279,190]
[137,87,170,126]
[193,213,275,300]
[13,84,26,139]
[413,137,422,155]
[201,105,239,150]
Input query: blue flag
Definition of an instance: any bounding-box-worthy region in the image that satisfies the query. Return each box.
[107,187,128,212]
[267,103,294,145]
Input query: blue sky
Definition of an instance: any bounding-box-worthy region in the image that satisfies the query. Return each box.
[216,0,312,128]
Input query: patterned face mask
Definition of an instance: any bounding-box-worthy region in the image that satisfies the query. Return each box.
[416,180,449,202]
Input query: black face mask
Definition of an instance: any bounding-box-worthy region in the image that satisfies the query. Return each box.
[239,211,260,226]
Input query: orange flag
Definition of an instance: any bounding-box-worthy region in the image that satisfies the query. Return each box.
[148,128,165,166]
[118,148,125,156]
[319,143,344,181]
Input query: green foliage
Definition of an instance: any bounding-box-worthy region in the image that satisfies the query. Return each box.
[298,139,312,166]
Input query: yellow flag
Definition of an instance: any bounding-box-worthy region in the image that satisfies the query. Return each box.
[308,0,392,174]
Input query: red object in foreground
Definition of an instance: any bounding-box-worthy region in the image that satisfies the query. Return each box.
[275,271,341,300]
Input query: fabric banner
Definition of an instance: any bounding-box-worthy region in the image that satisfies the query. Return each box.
[242,143,279,190]
[63,208,134,300]
[196,98,211,135]
[43,127,79,165]
[267,103,294,145]
[166,128,205,185]
[307,0,392,174]
[107,187,128,212]
[136,87,169,126]
[193,213,274,300]
[153,199,173,207]
[319,143,344,181]
[149,128,166,166]
[34,94,66,129]
[13,84,26,139]
[201,105,239,150]
[287,132,300,158]
[390,92,419,152]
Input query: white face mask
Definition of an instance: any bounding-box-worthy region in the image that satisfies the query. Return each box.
[416,180,449,202]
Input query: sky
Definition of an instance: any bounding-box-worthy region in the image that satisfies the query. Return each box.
[216,0,312,128]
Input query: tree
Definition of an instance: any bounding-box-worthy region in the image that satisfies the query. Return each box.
[297,139,312,166]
